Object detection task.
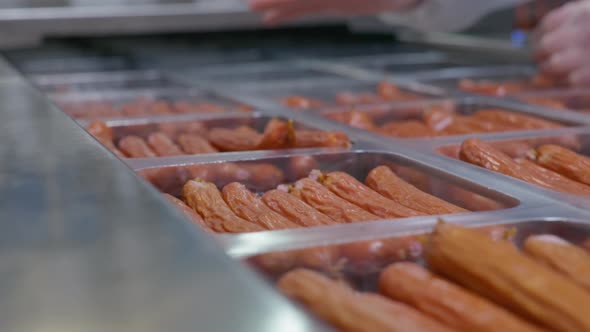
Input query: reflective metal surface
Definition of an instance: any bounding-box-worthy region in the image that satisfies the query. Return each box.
[0,56,329,331]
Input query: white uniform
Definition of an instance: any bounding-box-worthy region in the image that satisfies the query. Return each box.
[380,0,531,32]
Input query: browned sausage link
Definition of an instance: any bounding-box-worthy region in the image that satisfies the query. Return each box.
[162,193,211,232]
[221,183,298,230]
[282,96,325,110]
[86,121,126,158]
[240,163,286,189]
[422,107,455,132]
[325,111,376,131]
[182,179,264,233]
[515,158,590,195]
[442,116,515,135]
[377,81,422,101]
[365,166,467,215]
[290,178,378,223]
[277,269,454,332]
[208,126,261,151]
[379,263,548,332]
[147,132,184,156]
[426,222,590,332]
[256,119,295,150]
[262,189,337,227]
[535,145,590,186]
[320,171,423,218]
[288,155,320,179]
[177,134,218,154]
[293,131,351,149]
[446,186,505,212]
[460,138,590,195]
[524,235,590,290]
[339,236,424,271]
[118,136,157,158]
[473,109,562,130]
[379,121,436,138]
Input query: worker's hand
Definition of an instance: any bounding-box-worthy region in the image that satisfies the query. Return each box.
[249,0,421,25]
[535,1,590,86]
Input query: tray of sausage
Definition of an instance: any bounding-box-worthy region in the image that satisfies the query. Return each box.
[514,89,590,113]
[85,115,352,159]
[321,97,574,138]
[33,70,187,94]
[242,219,590,332]
[437,132,590,196]
[135,151,515,234]
[53,89,252,120]
[261,80,440,111]
[412,66,567,96]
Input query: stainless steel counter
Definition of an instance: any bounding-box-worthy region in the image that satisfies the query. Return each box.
[0,56,329,331]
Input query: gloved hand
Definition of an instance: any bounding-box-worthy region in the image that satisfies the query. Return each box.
[249,0,421,25]
[535,0,590,86]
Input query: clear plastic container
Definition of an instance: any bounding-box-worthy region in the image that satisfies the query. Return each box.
[436,132,590,197]
[321,98,575,138]
[87,115,353,159]
[136,151,516,222]
[53,89,252,120]
[242,218,590,331]
[33,70,187,94]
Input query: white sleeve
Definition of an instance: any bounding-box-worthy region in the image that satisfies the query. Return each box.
[379,0,531,32]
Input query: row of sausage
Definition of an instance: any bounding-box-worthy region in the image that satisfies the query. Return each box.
[457,139,590,195]
[58,97,252,119]
[326,107,563,138]
[86,119,351,158]
[163,165,481,234]
[275,222,590,332]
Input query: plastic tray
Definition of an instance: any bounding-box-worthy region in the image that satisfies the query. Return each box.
[238,218,590,331]
[514,89,590,113]
[33,70,187,94]
[319,97,579,138]
[89,114,354,159]
[411,66,566,96]
[435,131,590,198]
[134,150,517,224]
[53,89,251,120]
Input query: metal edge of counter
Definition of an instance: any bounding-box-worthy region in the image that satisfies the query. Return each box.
[0,55,330,332]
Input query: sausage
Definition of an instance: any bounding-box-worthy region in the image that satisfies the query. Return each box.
[325,111,376,131]
[118,136,157,158]
[524,235,590,290]
[422,107,455,132]
[277,269,454,332]
[262,189,337,227]
[240,163,285,189]
[86,121,126,158]
[177,134,218,154]
[426,222,590,332]
[379,121,436,138]
[515,158,590,195]
[282,96,324,110]
[446,186,505,211]
[290,178,378,223]
[147,132,184,156]
[339,236,424,272]
[221,182,298,230]
[320,171,422,218]
[535,145,590,186]
[521,96,567,110]
[458,79,525,96]
[378,81,421,102]
[162,193,211,232]
[208,126,261,151]
[148,100,174,114]
[288,155,320,179]
[293,131,351,149]
[365,166,467,215]
[473,109,562,130]
[459,138,590,195]
[256,119,295,150]
[158,121,208,139]
[379,263,548,332]
[182,179,264,233]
